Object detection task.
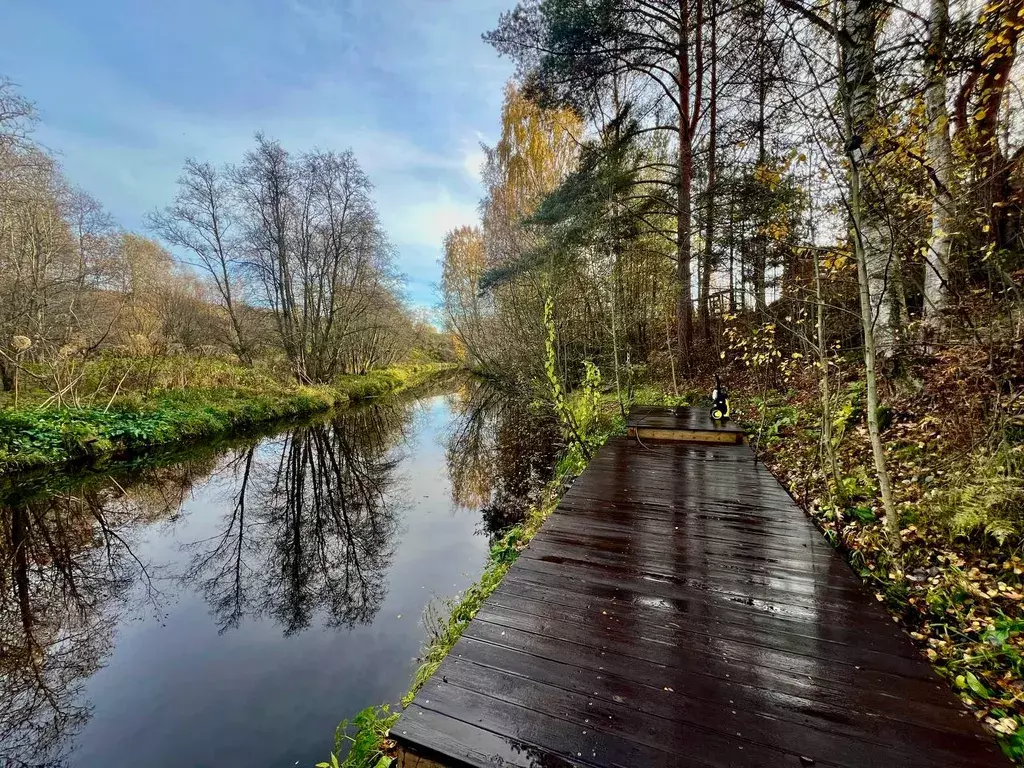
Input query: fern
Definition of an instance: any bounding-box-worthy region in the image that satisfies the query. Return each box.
[941,444,1024,543]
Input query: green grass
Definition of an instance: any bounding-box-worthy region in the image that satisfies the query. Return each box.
[400,491,559,708]
[0,363,453,475]
[321,705,400,768]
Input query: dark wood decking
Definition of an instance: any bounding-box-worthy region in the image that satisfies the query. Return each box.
[627,405,745,444]
[394,409,1007,768]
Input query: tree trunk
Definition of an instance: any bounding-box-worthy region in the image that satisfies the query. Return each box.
[754,0,768,314]
[675,0,700,370]
[678,135,694,367]
[953,1,1022,250]
[810,180,842,497]
[0,360,12,392]
[922,0,954,338]
[835,0,900,549]
[843,0,895,356]
[728,195,736,313]
[677,122,694,364]
[848,107,900,553]
[701,0,718,341]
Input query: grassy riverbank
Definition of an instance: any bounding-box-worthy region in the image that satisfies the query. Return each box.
[0,362,453,476]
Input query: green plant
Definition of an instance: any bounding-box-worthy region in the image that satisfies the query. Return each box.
[542,296,608,467]
[320,705,399,768]
[401,522,527,707]
[831,380,864,446]
[0,363,452,475]
[559,360,606,474]
[939,443,1024,543]
[765,405,798,442]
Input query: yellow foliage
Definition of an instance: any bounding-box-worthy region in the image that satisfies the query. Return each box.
[492,82,583,220]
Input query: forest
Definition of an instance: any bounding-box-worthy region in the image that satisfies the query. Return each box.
[433,0,1024,760]
[0,79,451,388]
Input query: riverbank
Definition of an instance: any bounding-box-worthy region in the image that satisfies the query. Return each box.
[729,377,1024,760]
[0,362,454,476]
[329,367,1023,764]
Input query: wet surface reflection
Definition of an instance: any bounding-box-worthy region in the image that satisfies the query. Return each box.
[0,384,550,768]
[444,378,561,539]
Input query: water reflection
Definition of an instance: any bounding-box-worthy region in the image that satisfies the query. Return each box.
[184,403,407,635]
[445,378,562,538]
[0,452,223,768]
[0,400,413,767]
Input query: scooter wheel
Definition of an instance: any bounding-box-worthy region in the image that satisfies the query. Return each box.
[711,408,724,420]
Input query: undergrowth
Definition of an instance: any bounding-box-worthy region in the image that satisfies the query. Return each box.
[319,705,400,768]
[0,363,451,475]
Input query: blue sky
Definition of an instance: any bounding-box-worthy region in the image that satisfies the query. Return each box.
[0,0,514,308]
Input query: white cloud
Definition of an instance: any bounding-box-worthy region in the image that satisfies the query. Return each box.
[11,0,514,304]
[384,187,478,252]
[461,139,487,185]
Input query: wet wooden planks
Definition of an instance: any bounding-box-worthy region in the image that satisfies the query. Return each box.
[627,405,744,444]
[394,409,1007,768]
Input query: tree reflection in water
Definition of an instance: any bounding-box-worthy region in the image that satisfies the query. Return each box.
[0,453,220,767]
[0,400,411,766]
[183,401,408,634]
[446,379,562,539]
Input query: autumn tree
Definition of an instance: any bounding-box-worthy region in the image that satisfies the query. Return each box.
[487,0,711,365]
[230,135,403,383]
[441,84,582,380]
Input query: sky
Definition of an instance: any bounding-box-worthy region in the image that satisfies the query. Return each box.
[0,0,515,309]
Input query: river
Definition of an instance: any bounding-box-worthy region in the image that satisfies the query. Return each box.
[0,379,560,768]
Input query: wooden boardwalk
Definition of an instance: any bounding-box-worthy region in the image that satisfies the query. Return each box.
[394,408,1007,767]
[627,404,745,444]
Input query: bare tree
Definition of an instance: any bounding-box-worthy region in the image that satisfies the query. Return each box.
[149,159,252,362]
[232,135,400,382]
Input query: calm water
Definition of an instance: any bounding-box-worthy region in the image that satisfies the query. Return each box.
[0,380,559,768]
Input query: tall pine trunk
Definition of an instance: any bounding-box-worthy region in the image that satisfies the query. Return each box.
[701,0,718,341]
[677,132,694,366]
[675,0,698,368]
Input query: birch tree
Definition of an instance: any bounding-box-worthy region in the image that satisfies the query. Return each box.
[922,0,954,338]
[149,159,252,362]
